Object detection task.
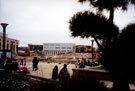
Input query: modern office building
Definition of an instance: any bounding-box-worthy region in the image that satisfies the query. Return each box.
[43,43,75,55]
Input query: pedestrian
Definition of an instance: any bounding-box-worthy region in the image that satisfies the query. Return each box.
[59,64,70,82]
[20,59,24,65]
[24,58,27,65]
[52,65,58,80]
[59,64,70,91]
[75,58,80,68]
[32,57,39,71]
[36,57,39,70]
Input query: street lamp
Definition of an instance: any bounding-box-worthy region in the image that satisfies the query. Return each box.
[91,40,94,62]
[1,23,8,59]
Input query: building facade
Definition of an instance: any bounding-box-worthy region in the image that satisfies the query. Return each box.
[0,34,19,54]
[28,44,43,52]
[43,43,75,55]
[73,45,93,53]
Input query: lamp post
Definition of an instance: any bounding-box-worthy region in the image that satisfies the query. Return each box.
[91,40,94,62]
[1,23,8,59]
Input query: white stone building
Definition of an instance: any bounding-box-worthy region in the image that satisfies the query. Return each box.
[43,43,75,55]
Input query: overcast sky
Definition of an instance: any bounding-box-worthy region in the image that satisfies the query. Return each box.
[0,0,135,47]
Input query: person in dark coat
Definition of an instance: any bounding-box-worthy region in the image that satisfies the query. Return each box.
[52,65,58,80]
[59,64,70,82]
[32,57,39,71]
[12,61,19,71]
[59,64,70,91]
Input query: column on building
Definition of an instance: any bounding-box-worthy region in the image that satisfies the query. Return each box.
[8,40,11,50]
[53,51,55,55]
[45,50,48,55]
[59,51,61,54]
[5,39,7,50]
[49,51,50,55]
[45,51,47,55]
[54,51,56,55]
[47,51,48,55]
[48,51,50,55]
[46,51,48,55]
[54,51,57,55]
[12,42,15,53]
[14,41,17,54]
[0,38,2,50]
[51,51,53,55]
[6,40,10,50]
[51,51,52,55]
[10,40,13,52]
[52,51,54,55]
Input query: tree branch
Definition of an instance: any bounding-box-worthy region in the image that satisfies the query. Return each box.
[93,36,105,51]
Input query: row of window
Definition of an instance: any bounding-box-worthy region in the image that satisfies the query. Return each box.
[43,47,72,50]
[0,43,16,50]
[55,47,72,49]
[44,44,60,46]
[44,44,75,47]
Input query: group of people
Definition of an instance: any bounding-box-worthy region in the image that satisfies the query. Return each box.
[16,59,30,73]
[12,57,39,73]
[75,58,87,68]
[1,57,29,73]
[52,64,70,82]
[75,58,99,68]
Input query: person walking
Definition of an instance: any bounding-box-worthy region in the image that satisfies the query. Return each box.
[59,64,70,82]
[52,65,58,80]
[32,57,39,71]
[59,64,70,91]
[35,57,39,70]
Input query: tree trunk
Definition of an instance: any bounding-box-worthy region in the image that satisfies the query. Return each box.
[109,7,114,24]
[108,7,130,91]
[93,36,104,50]
[106,7,114,49]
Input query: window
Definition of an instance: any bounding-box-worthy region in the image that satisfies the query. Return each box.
[56,47,60,49]
[62,47,66,49]
[67,47,72,49]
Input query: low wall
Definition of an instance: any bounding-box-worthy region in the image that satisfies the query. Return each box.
[72,68,112,81]
[72,69,135,84]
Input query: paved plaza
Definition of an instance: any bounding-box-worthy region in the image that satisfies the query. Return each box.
[26,62,135,90]
[27,62,75,78]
